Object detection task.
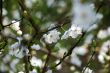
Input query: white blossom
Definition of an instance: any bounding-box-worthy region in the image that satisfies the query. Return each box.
[73,45,88,56]
[30,56,43,67]
[70,53,81,67]
[9,42,29,58]
[61,26,82,39]
[17,30,22,35]
[100,40,110,53]
[43,29,61,44]
[18,71,24,73]
[31,44,41,50]
[97,30,108,39]
[107,27,110,35]
[98,40,110,63]
[9,42,20,55]
[10,20,20,31]
[88,24,98,32]
[96,13,103,20]
[98,53,105,64]
[15,46,29,58]
[70,66,75,71]
[23,34,32,41]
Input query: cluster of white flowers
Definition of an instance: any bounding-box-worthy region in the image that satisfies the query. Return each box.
[9,42,29,58]
[30,56,43,67]
[61,26,82,39]
[72,0,103,32]
[98,40,110,64]
[97,27,110,39]
[10,20,20,31]
[43,29,61,44]
[10,20,22,35]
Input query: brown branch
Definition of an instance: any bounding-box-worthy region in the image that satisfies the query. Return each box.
[41,45,51,73]
[82,50,96,73]
[23,55,30,73]
[0,0,4,30]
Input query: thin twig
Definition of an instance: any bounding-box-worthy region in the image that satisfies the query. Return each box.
[82,51,96,73]
[82,2,104,72]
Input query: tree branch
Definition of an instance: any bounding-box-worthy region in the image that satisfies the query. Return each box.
[0,0,4,30]
[41,45,51,73]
